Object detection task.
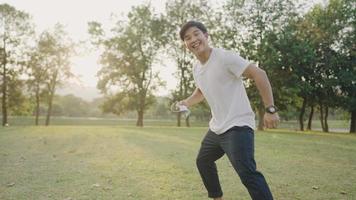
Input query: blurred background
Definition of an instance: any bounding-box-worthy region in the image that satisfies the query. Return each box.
[0,0,355,133]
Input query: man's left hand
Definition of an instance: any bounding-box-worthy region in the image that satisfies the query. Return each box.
[263,113,280,129]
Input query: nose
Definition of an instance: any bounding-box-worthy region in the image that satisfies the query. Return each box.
[189,35,198,45]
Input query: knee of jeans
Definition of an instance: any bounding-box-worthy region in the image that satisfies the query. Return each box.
[196,156,204,166]
[196,156,210,167]
[233,159,256,175]
[239,171,255,185]
[232,157,256,170]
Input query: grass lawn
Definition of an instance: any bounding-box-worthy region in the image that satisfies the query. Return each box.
[0,126,355,200]
[6,116,351,132]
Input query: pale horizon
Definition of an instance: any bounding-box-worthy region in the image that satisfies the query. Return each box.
[3,0,177,98]
[3,0,324,100]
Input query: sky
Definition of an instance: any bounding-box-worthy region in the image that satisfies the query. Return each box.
[2,0,324,99]
[3,0,177,97]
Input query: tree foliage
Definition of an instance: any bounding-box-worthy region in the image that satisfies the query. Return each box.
[218,0,297,130]
[89,4,166,126]
[164,0,214,126]
[0,3,33,126]
[36,24,75,126]
[0,1,354,132]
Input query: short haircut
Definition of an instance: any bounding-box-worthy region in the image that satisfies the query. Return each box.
[179,21,207,41]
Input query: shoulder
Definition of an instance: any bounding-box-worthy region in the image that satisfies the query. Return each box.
[222,49,244,62]
[214,48,242,62]
[192,61,199,74]
[220,49,249,67]
[211,48,233,64]
[220,49,250,77]
[213,48,231,57]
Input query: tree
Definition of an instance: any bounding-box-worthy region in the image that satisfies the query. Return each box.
[34,24,75,126]
[330,0,356,133]
[301,0,355,132]
[221,0,298,130]
[53,94,89,117]
[269,17,318,131]
[270,0,355,132]
[0,3,33,126]
[6,74,31,116]
[26,39,49,125]
[89,4,165,126]
[164,0,214,127]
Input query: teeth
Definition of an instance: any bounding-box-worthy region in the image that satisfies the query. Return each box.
[192,43,199,48]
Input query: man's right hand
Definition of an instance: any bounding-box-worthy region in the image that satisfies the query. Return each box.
[178,100,189,107]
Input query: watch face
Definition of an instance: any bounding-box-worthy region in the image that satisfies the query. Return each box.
[269,107,276,113]
[266,106,277,114]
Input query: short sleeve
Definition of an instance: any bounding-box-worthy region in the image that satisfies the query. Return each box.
[192,63,200,88]
[225,50,250,78]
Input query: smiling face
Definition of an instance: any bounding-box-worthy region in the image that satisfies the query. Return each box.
[182,26,210,56]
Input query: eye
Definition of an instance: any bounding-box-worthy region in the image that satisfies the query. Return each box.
[193,30,201,37]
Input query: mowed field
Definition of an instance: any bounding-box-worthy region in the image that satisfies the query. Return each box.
[1,125,356,200]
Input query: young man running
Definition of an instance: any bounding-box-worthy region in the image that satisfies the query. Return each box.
[178,21,279,200]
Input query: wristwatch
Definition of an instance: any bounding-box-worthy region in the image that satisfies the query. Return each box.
[265,105,278,114]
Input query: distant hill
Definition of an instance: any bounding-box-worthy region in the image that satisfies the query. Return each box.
[56,83,102,101]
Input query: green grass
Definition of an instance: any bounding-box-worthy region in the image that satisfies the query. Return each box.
[6,116,351,133]
[1,126,355,200]
[6,116,208,127]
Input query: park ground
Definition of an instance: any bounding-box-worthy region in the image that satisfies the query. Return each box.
[0,123,355,200]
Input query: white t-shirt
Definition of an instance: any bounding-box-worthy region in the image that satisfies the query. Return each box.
[193,48,255,134]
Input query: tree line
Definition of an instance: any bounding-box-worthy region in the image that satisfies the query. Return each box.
[0,0,355,132]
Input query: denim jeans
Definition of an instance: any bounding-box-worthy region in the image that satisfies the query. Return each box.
[196,126,273,200]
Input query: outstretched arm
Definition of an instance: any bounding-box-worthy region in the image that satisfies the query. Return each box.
[243,63,280,128]
[180,87,205,107]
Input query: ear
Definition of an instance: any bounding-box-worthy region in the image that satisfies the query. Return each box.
[204,32,209,39]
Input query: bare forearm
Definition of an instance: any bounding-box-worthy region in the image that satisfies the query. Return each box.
[181,88,205,107]
[244,64,279,128]
[253,70,274,107]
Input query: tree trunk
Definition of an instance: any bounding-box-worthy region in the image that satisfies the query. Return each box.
[45,71,58,126]
[136,109,144,127]
[45,90,54,126]
[324,106,329,132]
[1,63,7,126]
[257,103,264,131]
[35,85,40,126]
[1,46,8,126]
[177,112,181,127]
[350,110,356,133]
[319,103,325,132]
[299,97,307,131]
[307,105,314,130]
[185,116,190,127]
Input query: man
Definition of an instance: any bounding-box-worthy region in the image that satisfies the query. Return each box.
[178,21,279,200]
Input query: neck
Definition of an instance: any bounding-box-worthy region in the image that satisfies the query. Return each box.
[196,47,213,64]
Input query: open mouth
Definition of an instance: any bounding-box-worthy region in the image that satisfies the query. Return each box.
[191,42,201,50]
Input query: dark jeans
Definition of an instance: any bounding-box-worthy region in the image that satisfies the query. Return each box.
[196,126,273,200]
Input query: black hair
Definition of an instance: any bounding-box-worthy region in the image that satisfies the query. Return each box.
[179,21,207,41]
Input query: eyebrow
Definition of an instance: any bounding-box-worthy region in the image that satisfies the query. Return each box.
[184,30,201,39]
